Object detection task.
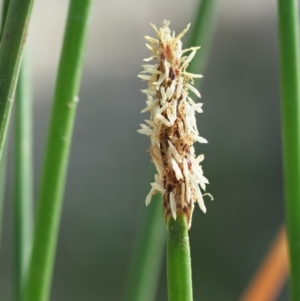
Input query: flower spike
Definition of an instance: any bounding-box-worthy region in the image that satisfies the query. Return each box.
[138,20,212,227]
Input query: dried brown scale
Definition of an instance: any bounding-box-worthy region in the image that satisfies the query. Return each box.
[138,20,213,228]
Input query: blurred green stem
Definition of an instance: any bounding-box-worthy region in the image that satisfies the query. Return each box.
[188,0,219,74]
[0,0,35,161]
[125,194,165,301]
[0,142,7,251]
[23,1,92,301]
[0,0,10,253]
[167,215,193,301]
[14,48,33,301]
[0,0,9,36]
[278,0,300,299]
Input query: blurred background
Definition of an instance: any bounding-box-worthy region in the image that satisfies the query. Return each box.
[0,0,287,300]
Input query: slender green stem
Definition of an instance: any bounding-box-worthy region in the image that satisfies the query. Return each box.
[0,0,9,37]
[24,1,92,301]
[277,0,300,299]
[167,215,193,301]
[125,194,165,301]
[0,0,35,161]
[0,141,7,251]
[14,48,33,301]
[188,0,219,75]
[0,0,10,253]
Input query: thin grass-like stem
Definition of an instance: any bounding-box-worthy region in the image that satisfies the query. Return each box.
[0,143,7,251]
[23,1,92,301]
[0,0,9,36]
[188,0,219,74]
[278,0,300,299]
[14,48,33,301]
[0,0,35,161]
[0,0,10,253]
[125,194,165,301]
[167,215,193,301]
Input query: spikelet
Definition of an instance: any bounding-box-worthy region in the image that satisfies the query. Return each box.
[138,20,212,228]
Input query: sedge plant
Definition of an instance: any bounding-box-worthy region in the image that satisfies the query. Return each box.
[1,1,220,301]
[138,20,213,301]
[126,2,219,300]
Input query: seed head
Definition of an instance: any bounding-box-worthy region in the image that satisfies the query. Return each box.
[138,20,212,228]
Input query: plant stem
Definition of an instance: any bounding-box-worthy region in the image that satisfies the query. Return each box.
[0,0,9,37]
[239,226,288,301]
[188,0,219,75]
[14,48,33,301]
[125,194,165,301]
[0,0,35,161]
[0,142,7,251]
[278,0,300,299]
[0,0,10,253]
[23,1,92,301]
[167,215,193,301]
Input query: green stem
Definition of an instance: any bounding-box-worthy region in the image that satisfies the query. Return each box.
[23,1,92,301]
[125,194,165,301]
[0,0,10,253]
[188,0,219,75]
[167,215,193,301]
[0,0,35,161]
[0,0,9,37]
[277,0,300,300]
[0,142,7,251]
[14,48,33,301]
